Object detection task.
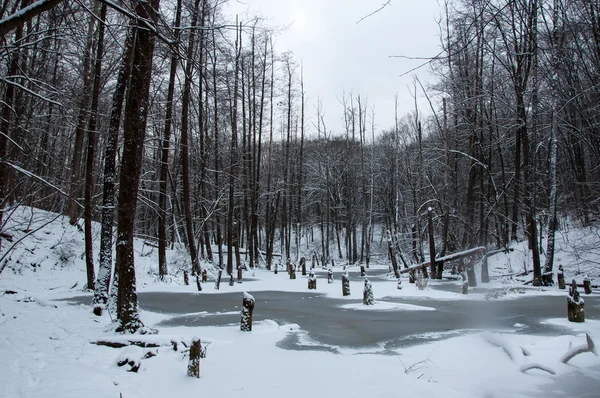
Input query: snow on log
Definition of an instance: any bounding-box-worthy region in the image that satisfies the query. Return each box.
[560,334,598,364]
[399,246,486,275]
[519,362,556,375]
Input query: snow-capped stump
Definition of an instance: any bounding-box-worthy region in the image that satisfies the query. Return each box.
[583,276,592,294]
[241,291,255,331]
[229,273,234,286]
[286,257,292,274]
[360,265,366,277]
[342,271,350,296]
[183,270,189,286]
[300,256,306,276]
[274,264,278,274]
[289,264,296,280]
[561,334,597,363]
[567,279,585,323]
[187,338,201,378]
[397,278,402,290]
[237,265,243,283]
[202,269,208,283]
[308,270,317,289]
[196,275,202,291]
[215,270,222,290]
[363,279,374,305]
[327,268,333,284]
[461,271,468,294]
[557,265,565,289]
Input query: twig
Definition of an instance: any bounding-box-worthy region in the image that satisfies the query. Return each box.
[356,1,391,24]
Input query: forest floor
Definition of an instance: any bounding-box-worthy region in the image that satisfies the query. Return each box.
[1,207,600,398]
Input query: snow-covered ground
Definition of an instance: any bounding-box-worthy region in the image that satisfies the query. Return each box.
[1,207,599,398]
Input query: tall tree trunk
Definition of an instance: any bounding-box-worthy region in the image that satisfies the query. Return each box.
[181,0,201,275]
[116,0,161,333]
[84,2,107,291]
[94,27,135,310]
[158,0,182,280]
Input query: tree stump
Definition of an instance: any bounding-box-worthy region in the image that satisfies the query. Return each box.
[300,257,306,276]
[342,272,350,296]
[187,338,201,378]
[557,265,565,289]
[583,276,592,295]
[568,279,585,323]
[241,292,255,331]
[184,270,189,286]
[229,273,234,286]
[196,275,202,291]
[466,261,477,287]
[308,270,317,289]
[289,264,296,280]
[327,268,333,284]
[274,264,278,274]
[286,257,292,275]
[409,269,415,284]
[311,254,316,269]
[237,266,242,283]
[481,255,489,283]
[215,270,222,290]
[363,279,374,305]
[461,271,468,294]
[360,265,366,277]
[397,278,402,290]
[202,269,208,283]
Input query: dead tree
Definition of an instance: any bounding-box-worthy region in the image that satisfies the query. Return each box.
[241,292,255,331]
[568,280,585,322]
[187,338,201,378]
[363,279,374,305]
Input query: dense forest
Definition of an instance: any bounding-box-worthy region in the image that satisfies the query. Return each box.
[0,0,599,331]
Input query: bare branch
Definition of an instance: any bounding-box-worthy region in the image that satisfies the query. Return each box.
[356,1,391,25]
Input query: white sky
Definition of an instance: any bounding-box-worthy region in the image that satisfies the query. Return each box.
[227,0,443,138]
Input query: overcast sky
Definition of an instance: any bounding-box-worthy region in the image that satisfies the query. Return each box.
[227,0,443,138]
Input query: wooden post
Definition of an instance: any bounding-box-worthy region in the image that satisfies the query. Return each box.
[363,279,374,305]
[241,292,255,331]
[583,276,592,295]
[557,265,565,289]
[187,338,201,378]
[308,270,316,289]
[481,251,489,283]
[567,279,585,323]
[300,256,306,276]
[342,272,350,296]
[215,270,222,290]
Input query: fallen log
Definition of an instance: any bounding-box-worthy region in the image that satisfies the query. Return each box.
[561,334,597,364]
[399,246,486,275]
